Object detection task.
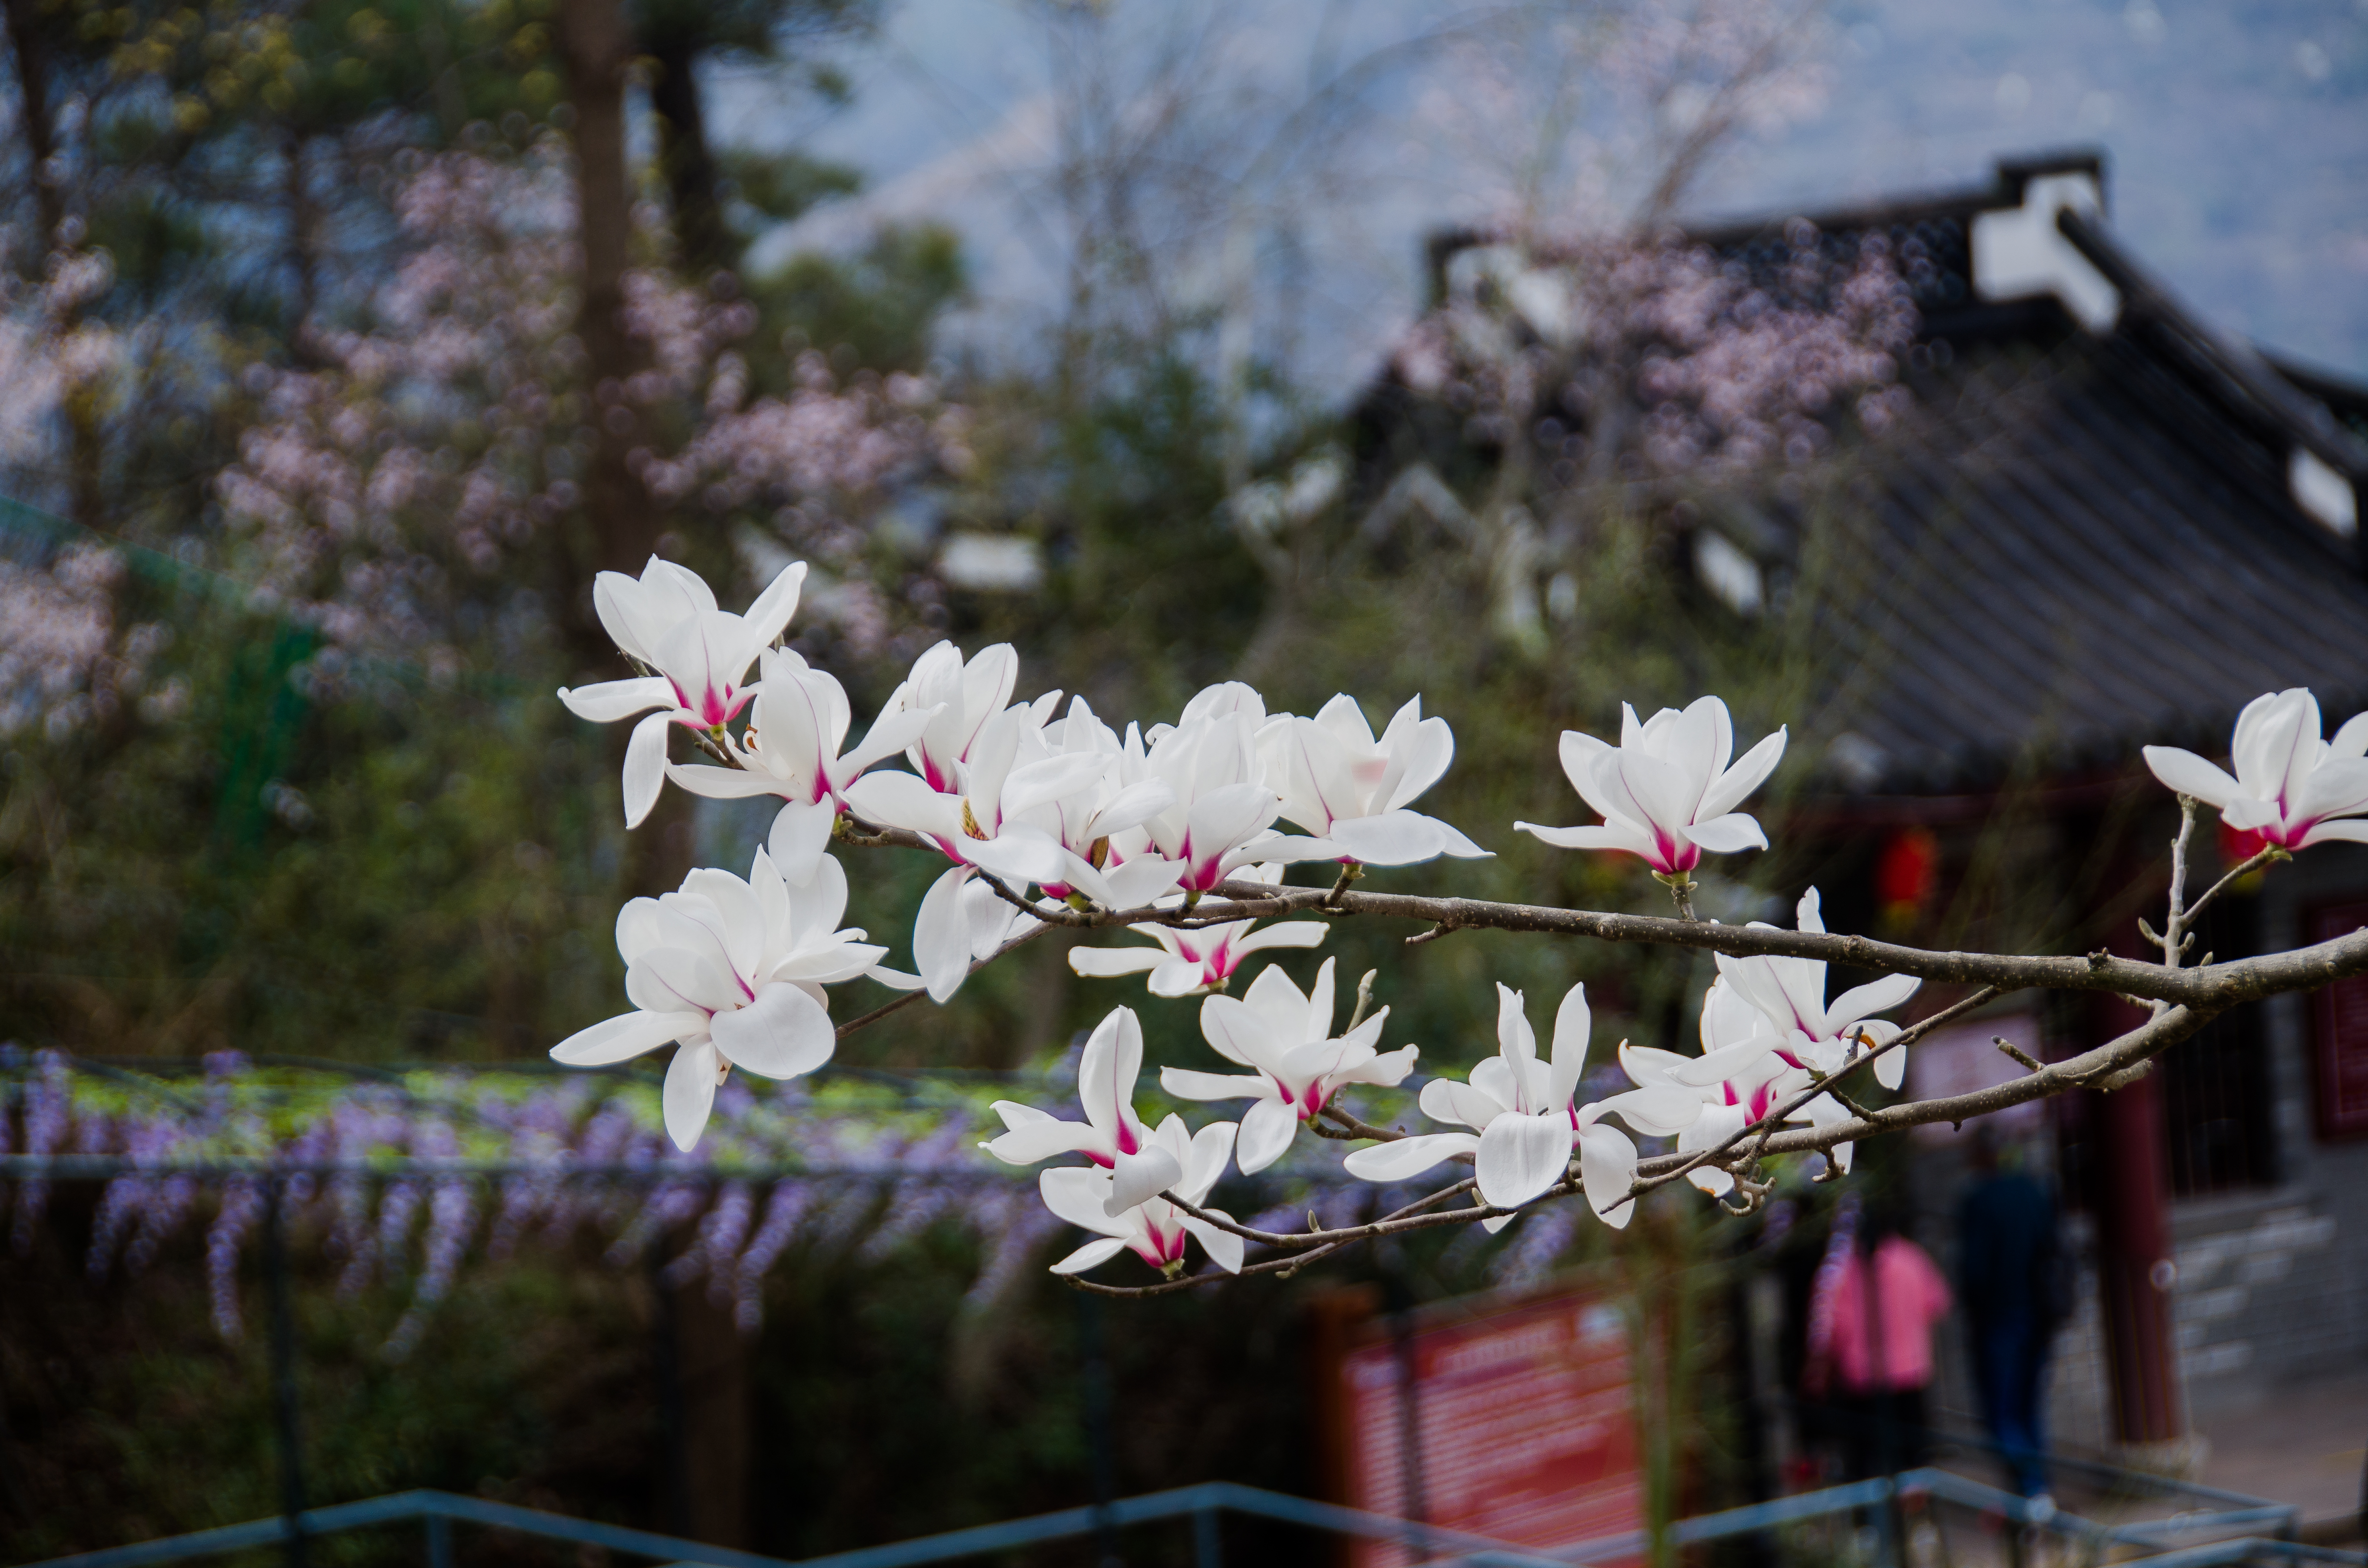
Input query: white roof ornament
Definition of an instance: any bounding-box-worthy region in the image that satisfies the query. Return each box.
[2291,448,2360,539]
[1970,172,2122,334]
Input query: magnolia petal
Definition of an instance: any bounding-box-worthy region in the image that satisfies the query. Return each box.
[1335,1041,1419,1088]
[1421,1077,1506,1130]
[1159,1067,1274,1102]
[982,1116,1101,1165]
[914,865,978,1003]
[2300,818,2368,848]
[1684,812,1767,854]
[863,965,927,991]
[1342,1132,1480,1182]
[2334,712,2368,760]
[1234,1096,1301,1174]
[709,982,835,1081]
[2141,746,2245,809]
[1094,778,1179,840]
[1514,821,1644,853]
[1697,726,1788,821]
[841,770,964,840]
[662,1040,720,1152]
[1146,959,1216,997]
[2220,794,2284,832]
[1669,1037,1781,1088]
[1325,810,1447,866]
[765,799,839,886]
[1231,833,1343,866]
[1177,1119,1240,1206]
[1427,816,1493,859]
[1049,1236,1132,1276]
[1038,1166,1122,1233]
[1549,981,1591,1114]
[551,1008,697,1066]
[1825,972,1921,1032]
[559,676,678,723]
[1070,947,1169,978]
[669,761,790,800]
[840,702,939,778]
[1556,729,1622,820]
[1576,1122,1640,1228]
[991,1100,1053,1128]
[1234,921,1330,955]
[1200,993,1280,1067]
[1107,1147,1184,1216]
[964,830,1073,888]
[1097,854,1185,908]
[1690,1165,1736,1196]
[1177,1214,1246,1275]
[622,711,675,828]
[1873,1038,1907,1090]
[1592,1084,1703,1139]
[1476,1113,1574,1210]
[741,561,808,649]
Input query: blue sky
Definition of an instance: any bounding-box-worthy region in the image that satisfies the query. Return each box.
[710,0,2368,397]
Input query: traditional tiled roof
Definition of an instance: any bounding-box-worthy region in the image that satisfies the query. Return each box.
[1721,153,2368,795]
[1372,153,2368,798]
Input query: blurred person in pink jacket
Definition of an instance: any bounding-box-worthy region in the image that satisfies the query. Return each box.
[1809,1203,1952,1479]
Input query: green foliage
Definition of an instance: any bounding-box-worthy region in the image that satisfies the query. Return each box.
[751,221,965,374]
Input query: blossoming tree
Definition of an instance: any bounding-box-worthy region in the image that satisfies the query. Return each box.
[539,551,2368,1298]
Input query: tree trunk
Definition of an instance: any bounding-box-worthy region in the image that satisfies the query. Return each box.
[558,0,649,585]
[2,0,63,250]
[559,0,694,899]
[648,37,735,279]
[5,0,104,534]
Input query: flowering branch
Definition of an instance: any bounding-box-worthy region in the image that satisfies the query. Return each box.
[532,558,2368,1293]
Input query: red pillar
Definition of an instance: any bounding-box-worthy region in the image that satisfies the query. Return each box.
[2091,968,2184,1446]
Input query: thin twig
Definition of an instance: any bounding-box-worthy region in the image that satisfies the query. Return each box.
[831,923,1055,1040]
[1344,969,1379,1031]
[1626,985,2003,1201]
[1996,1037,2044,1073]
[2181,844,2284,931]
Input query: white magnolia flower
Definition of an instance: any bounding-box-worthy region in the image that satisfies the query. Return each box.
[981,1006,1190,1215]
[1342,983,1699,1228]
[549,849,908,1151]
[1621,979,1805,1196]
[1259,695,1490,866]
[1070,866,1327,997]
[1667,888,1921,1174]
[556,557,807,827]
[2143,687,2368,851]
[1161,957,1419,1173]
[844,702,1110,1001]
[1516,696,1785,878]
[664,648,938,883]
[1135,683,1331,894]
[880,639,1021,793]
[1038,1116,1244,1277]
[1004,696,1183,910]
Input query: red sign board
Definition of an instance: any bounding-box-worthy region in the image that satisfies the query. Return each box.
[1338,1286,1641,1565]
[2308,902,2368,1138]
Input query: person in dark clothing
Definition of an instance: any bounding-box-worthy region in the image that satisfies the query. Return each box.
[1955,1124,2063,1498]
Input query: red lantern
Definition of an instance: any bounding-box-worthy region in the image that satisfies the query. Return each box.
[1875,826,1939,920]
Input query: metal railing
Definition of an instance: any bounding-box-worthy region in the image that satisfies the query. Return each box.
[17,1468,2364,1568]
[13,1482,1572,1568]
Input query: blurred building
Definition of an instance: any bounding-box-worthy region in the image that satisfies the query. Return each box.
[1356,151,2368,1476]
